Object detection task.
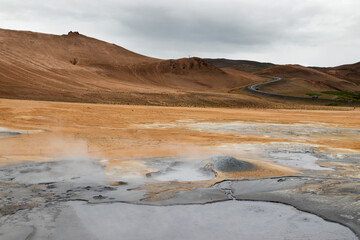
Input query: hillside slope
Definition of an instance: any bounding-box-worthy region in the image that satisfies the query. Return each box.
[205,58,276,72]
[256,65,360,97]
[317,62,360,85]
[0,29,269,107]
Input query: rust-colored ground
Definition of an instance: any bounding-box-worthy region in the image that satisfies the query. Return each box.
[1,99,359,174]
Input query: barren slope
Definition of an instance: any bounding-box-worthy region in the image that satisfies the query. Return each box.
[205,58,276,72]
[256,65,360,97]
[0,29,160,99]
[319,62,360,85]
[0,29,267,106]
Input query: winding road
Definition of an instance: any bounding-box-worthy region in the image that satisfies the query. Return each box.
[247,76,284,97]
[245,76,360,106]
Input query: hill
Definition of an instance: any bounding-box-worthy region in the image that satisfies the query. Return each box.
[314,62,360,85]
[204,58,276,72]
[2,28,358,107]
[0,28,268,107]
[255,65,360,97]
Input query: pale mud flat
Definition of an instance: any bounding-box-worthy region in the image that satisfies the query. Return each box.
[69,201,356,240]
[0,99,360,239]
[216,142,335,170]
[1,201,356,240]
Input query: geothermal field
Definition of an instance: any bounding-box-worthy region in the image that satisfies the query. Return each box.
[0,99,359,239]
[0,19,360,238]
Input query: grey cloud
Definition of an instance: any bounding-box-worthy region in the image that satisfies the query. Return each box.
[0,0,359,66]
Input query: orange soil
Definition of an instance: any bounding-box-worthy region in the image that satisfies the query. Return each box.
[0,99,359,169]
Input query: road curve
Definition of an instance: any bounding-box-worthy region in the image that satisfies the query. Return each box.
[246,76,285,97]
[245,76,360,106]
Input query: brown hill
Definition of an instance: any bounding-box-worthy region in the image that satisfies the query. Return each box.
[220,67,268,88]
[0,28,269,107]
[0,29,158,98]
[125,58,265,90]
[4,28,356,107]
[256,65,360,97]
[205,58,276,72]
[318,62,360,85]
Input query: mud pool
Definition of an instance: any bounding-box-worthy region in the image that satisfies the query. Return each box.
[67,201,357,240]
[1,201,356,240]
[1,118,360,239]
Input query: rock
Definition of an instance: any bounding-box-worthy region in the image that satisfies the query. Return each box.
[108,181,128,186]
[93,195,107,200]
[211,156,253,172]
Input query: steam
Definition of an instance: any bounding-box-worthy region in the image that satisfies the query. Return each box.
[0,135,108,184]
[43,136,91,160]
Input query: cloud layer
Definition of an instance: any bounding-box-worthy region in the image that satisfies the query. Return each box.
[1,0,359,66]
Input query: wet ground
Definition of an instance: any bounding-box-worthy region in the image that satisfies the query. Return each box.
[0,102,359,239]
[1,200,356,240]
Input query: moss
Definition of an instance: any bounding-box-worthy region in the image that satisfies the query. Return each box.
[322,91,360,101]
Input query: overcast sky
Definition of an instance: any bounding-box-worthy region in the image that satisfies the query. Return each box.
[1,0,359,67]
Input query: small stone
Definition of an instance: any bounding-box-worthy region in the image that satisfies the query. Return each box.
[93,195,107,200]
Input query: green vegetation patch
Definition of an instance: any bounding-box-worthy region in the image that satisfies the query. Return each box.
[306,93,322,97]
[321,91,360,101]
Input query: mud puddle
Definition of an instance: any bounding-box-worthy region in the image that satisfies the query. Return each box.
[67,200,356,240]
[1,200,356,240]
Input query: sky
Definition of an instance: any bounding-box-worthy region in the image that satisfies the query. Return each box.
[0,0,359,67]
